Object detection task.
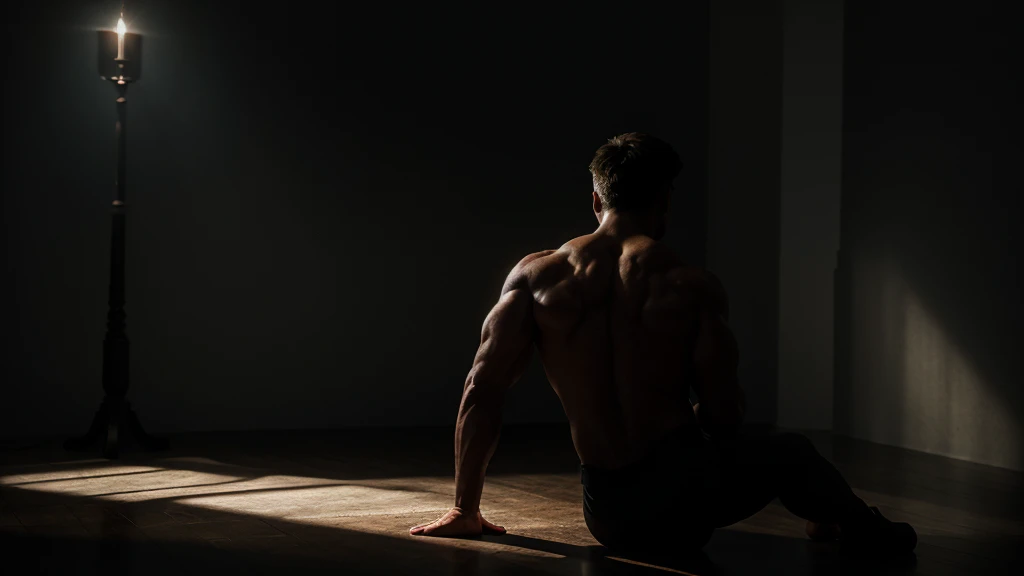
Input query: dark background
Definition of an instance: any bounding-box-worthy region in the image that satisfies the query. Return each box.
[835,0,1022,470]
[3,0,711,435]
[4,0,1020,471]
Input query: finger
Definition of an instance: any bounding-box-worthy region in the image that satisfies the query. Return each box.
[410,511,452,534]
[410,522,434,534]
[411,521,446,536]
[410,518,444,535]
[415,519,463,537]
[411,512,464,537]
[481,518,506,534]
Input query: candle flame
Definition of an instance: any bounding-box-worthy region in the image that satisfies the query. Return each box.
[116,17,126,37]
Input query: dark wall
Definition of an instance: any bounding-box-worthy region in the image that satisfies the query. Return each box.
[707,0,782,424]
[836,1,1022,469]
[3,1,709,435]
[776,0,843,430]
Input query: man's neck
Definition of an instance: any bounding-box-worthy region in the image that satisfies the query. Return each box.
[596,210,660,239]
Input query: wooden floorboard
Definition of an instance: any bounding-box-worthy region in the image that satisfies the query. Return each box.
[0,426,1019,575]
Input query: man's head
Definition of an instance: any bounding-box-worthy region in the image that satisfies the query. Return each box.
[589,132,682,239]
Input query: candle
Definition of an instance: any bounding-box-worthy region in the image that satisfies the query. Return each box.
[116,17,126,60]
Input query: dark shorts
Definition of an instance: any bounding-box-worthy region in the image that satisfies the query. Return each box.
[580,426,868,557]
[580,425,717,554]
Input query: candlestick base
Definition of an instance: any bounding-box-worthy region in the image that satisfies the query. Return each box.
[64,397,169,459]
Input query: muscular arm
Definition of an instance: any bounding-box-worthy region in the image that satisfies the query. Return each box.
[454,279,535,512]
[691,273,745,436]
[411,254,547,537]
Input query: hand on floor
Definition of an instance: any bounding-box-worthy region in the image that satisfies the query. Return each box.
[410,507,506,537]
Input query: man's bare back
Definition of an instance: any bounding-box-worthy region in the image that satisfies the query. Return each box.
[408,222,745,537]
[517,232,728,468]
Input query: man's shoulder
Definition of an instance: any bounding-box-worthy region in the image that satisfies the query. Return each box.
[502,249,566,293]
[515,249,562,270]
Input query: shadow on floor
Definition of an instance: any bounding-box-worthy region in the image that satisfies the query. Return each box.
[0,461,927,576]
[0,525,925,576]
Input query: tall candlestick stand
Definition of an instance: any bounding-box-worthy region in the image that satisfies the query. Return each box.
[65,27,167,458]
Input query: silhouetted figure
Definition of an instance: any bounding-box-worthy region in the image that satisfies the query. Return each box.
[410,133,917,559]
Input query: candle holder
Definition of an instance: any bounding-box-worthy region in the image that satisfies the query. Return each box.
[65,26,168,458]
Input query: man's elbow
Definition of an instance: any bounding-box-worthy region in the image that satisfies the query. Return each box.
[462,373,505,409]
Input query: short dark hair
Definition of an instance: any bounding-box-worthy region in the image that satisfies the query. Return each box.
[589,133,682,211]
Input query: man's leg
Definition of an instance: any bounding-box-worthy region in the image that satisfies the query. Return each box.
[702,431,916,554]
[705,432,870,529]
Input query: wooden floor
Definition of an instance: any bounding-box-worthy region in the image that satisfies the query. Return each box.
[0,425,1020,575]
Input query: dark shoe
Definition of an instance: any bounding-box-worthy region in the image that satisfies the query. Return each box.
[841,507,917,555]
[806,520,841,542]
